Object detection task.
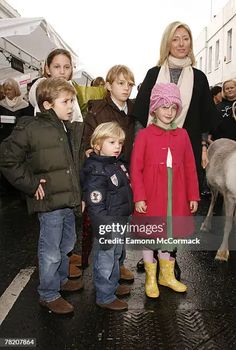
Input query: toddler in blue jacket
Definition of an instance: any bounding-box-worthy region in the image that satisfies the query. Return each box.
[81,121,133,311]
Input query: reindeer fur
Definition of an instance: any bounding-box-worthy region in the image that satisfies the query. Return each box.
[200,138,236,261]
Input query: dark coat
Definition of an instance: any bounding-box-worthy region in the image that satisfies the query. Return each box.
[0,103,33,142]
[83,95,134,163]
[211,99,236,140]
[132,66,217,174]
[81,153,133,247]
[0,109,84,214]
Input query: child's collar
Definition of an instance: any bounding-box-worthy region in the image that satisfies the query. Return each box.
[110,96,128,113]
[152,118,177,130]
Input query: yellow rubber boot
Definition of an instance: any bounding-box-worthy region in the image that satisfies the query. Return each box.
[158,258,187,292]
[144,261,159,298]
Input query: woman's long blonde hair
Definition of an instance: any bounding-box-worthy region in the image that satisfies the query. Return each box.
[158,21,196,66]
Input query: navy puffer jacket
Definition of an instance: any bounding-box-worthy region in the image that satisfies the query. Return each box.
[81,153,133,246]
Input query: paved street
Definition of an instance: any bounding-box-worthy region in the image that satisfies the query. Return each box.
[0,192,236,350]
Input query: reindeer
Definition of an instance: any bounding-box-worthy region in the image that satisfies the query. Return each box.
[200,137,236,261]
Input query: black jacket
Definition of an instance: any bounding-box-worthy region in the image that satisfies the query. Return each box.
[81,153,133,248]
[211,99,236,140]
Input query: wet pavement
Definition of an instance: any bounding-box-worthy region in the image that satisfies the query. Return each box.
[0,193,236,350]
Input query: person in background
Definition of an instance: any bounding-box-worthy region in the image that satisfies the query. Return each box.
[202,85,223,194]
[29,48,83,278]
[0,84,5,100]
[0,78,84,315]
[83,64,135,281]
[81,122,133,310]
[210,79,236,141]
[132,21,217,274]
[91,77,105,87]
[131,83,199,298]
[0,78,31,195]
[29,48,83,122]
[210,85,222,105]
[75,77,107,116]
[0,78,29,121]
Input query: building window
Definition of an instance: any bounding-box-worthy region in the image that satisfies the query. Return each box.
[227,29,232,62]
[208,46,212,73]
[215,40,219,69]
[199,57,203,71]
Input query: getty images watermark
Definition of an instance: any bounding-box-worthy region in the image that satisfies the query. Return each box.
[98,222,200,247]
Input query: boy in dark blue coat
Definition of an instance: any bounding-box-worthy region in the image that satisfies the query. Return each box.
[81,122,133,310]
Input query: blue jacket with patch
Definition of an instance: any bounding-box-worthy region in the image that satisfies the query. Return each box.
[81,153,133,246]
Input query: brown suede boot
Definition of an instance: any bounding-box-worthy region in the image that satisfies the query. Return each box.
[116,284,131,296]
[97,298,128,311]
[69,264,82,278]
[120,265,134,282]
[69,254,82,267]
[39,297,74,314]
[61,279,84,292]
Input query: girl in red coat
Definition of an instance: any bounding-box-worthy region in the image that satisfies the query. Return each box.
[130,83,200,298]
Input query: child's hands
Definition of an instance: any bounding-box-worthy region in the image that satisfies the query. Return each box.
[35,179,46,200]
[190,201,198,213]
[135,201,147,213]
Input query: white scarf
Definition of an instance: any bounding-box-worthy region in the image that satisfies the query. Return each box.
[147,55,193,127]
[71,92,83,122]
[0,96,28,112]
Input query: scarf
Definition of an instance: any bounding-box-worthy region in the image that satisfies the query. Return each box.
[152,119,177,130]
[0,96,28,112]
[147,55,193,127]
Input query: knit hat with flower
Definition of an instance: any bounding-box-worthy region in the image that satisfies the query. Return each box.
[149,82,182,116]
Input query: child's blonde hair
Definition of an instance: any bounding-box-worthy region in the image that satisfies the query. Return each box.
[90,122,125,150]
[106,65,135,86]
[36,77,76,112]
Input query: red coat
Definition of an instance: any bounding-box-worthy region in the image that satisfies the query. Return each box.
[130,124,200,238]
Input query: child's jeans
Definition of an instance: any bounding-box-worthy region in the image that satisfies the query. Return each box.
[93,239,123,304]
[37,208,76,302]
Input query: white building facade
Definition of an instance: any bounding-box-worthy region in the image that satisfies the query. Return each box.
[194,0,236,86]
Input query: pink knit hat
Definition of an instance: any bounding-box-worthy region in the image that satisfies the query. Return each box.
[149,83,182,116]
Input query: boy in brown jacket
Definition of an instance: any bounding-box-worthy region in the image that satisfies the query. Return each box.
[83,65,135,164]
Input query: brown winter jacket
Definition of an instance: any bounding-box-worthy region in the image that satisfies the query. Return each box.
[83,95,134,163]
[0,109,84,214]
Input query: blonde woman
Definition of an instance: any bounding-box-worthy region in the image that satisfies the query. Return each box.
[0,78,29,118]
[0,78,30,142]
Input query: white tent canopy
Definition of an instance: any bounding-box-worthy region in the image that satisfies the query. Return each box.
[0,17,78,82]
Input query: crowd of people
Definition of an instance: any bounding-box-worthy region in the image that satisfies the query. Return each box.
[0,20,236,315]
